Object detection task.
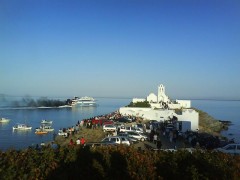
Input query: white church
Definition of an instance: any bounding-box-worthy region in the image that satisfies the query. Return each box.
[119,84,199,132]
[132,84,191,109]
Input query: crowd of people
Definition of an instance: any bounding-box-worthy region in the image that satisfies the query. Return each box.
[35,109,231,151]
[69,137,86,146]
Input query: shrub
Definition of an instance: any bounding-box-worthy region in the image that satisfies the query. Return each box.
[0,146,239,179]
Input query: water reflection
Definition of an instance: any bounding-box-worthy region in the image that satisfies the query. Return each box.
[12,129,32,134]
[71,106,97,113]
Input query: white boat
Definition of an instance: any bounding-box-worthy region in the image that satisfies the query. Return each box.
[36,125,54,132]
[71,96,97,106]
[13,124,32,130]
[41,119,53,124]
[0,117,10,123]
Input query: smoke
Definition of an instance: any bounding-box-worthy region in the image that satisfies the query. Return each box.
[0,94,67,108]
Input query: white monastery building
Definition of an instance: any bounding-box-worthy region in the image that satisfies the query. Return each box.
[119,84,199,132]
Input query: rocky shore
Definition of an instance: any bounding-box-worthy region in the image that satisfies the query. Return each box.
[196,108,230,136]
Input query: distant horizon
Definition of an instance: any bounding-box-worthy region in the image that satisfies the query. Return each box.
[1,93,240,101]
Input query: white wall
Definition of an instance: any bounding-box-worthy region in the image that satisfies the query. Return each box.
[132,98,146,103]
[149,103,161,109]
[176,100,191,108]
[119,107,199,131]
[147,93,157,103]
[168,104,181,109]
[119,107,175,121]
[176,109,199,131]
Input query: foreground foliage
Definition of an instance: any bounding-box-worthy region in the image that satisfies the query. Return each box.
[0,146,239,179]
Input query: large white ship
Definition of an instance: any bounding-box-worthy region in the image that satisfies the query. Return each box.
[71,96,97,107]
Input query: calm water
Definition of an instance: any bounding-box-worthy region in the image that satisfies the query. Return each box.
[191,100,240,143]
[0,98,131,151]
[0,98,240,151]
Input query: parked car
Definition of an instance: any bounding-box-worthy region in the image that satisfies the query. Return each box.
[102,124,117,132]
[116,117,132,123]
[118,132,138,144]
[102,136,121,144]
[114,122,125,129]
[127,131,148,141]
[119,126,143,133]
[58,129,68,137]
[215,143,240,155]
[119,136,131,146]
[101,136,131,146]
[103,120,114,125]
[134,123,144,132]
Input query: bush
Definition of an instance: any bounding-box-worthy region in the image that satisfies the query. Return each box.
[0,146,239,179]
[127,101,151,108]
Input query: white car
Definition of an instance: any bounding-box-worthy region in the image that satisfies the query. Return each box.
[58,129,68,137]
[127,131,148,141]
[119,136,131,146]
[215,144,240,155]
[103,124,117,132]
[102,136,121,144]
[118,132,138,144]
[119,126,143,133]
[101,136,130,146]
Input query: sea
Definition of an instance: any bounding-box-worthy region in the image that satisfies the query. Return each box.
[0,97,240,151]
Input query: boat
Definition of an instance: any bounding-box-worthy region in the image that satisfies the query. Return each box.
[35,129,48,135]
[0,117,10,123]
[71,96,97,106]
[13,124,32,130]
[41,119,53,124]
[36,125,54,132]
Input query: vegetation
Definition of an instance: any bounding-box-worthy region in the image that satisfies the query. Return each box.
[0,146,239,179]
[55,128,106,146]
[126,100,151,108]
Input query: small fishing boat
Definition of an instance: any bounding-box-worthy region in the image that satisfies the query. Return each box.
[0,117,10,123]
[41,119,53,124]
[35,129,48,135]
[13,124,32,130]
[36,125,54,132]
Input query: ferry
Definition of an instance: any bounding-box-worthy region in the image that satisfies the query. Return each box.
[71,96,97,107]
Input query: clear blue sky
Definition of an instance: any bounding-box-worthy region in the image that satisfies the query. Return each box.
[0,0,240,99]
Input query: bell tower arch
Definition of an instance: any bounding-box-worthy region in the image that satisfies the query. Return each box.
[158,84,169,103]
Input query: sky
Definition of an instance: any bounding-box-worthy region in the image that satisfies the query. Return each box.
[0,0,240,100]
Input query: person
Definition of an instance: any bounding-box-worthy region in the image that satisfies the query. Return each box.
[51,141,59,150]
[153,134,158,144]
[76,138,81,145]
[80,137,85,145]
[69,139,74,146]
[40,142,45,147]
[157,140,162,149]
